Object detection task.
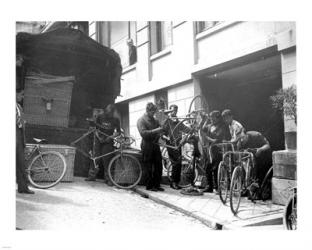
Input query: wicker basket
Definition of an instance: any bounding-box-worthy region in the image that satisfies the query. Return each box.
[25,144,76,182]
[23,74,74,128]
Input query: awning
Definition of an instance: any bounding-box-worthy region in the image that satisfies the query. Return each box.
[16,28,122,98]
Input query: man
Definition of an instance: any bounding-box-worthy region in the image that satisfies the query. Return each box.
[237,131,272,188]
[127,38,137,66]
[203,110,231,192]
[162,104,192,190]
[221,109,245,145]
[85,104,121,185]
[137,103,164,191]
[16,89,34,194]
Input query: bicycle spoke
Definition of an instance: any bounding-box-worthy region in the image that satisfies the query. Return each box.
[27,151,66,189]
[108,155,142,189]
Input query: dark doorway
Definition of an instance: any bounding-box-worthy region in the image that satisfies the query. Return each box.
[199,55,285,151]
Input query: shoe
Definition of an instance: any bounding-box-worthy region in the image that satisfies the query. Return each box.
[170,183,182,190]
[18,188,35,194]
[149,187,158,192]
[213,189,218,194]
[85,177,96,181]
[156,187,165,191]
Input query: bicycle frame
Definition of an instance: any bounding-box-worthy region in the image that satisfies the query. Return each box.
[225,151,255,184]
[25,143,50,171]
[71,126,134,168]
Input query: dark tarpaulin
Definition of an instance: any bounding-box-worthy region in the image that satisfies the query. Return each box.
[16,28,122,98]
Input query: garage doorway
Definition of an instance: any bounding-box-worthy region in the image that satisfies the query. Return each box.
[199,54,285,151]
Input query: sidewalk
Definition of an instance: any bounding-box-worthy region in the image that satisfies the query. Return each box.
[133,185,285,230]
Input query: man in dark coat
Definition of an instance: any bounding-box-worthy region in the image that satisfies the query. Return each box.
[137,103,164,191]
[16,89,34,194]
[85,104,121,185]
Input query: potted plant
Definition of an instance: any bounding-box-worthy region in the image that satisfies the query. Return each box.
[270,85,297,150]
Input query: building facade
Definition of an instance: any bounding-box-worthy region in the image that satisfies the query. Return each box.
[87,21,295,151]
[16,21,46,34]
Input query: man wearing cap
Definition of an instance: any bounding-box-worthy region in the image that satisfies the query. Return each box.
[162,104,192,190]
[137,103,164,191]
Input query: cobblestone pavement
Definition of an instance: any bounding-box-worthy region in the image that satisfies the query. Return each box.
[16,177,210,230]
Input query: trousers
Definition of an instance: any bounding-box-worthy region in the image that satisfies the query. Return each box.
[143,145,163,189]
[16,126,28,191]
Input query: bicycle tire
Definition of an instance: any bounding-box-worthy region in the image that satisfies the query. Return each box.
[230,166,243,215]
[218,161,229,204]
[179,160,197,188]
[108,154,142,189]
[283,194,297,230]
[188,95,209,114]
[260,166,273,201]
[27,151,67,189]
[171,118,193,148]
[161,147,171,171]
[166,160,173,183]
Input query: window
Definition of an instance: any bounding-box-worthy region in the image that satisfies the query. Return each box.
[149,21,172,55]
[109,21,137,68]
[196,21,220,34]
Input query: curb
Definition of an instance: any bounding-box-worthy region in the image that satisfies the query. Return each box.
[133,187,284,230]
[133,187,223,230]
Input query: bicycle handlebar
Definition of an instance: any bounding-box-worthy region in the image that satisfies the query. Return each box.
[114,135,135,146]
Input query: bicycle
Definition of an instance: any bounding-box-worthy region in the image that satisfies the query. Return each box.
[215,142,235,204]
[71,120,142,189]
[284,187,297,230]
[25,138,67,189]
[229,150,255,215]
[157,95,209,188]
[229,148,273,215]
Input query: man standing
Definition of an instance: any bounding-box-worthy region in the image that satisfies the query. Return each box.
[16,90,34,194]
[85,104,121,185]
[137,103,164,191]
[203,110,231,192]
[127,38,137,66]
[162,104,191,190]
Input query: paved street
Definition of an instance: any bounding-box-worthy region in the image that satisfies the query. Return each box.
[16,177,210,230]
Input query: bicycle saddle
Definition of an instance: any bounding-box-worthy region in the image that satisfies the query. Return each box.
[33,138,47,143]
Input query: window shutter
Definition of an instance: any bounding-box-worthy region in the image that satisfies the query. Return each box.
[150,22,158,55]
[163,21,172,48]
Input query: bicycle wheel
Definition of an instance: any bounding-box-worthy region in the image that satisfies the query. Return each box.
[230,166,243,215]
[218,161,229,204]
[179,160,197,188]
[188,95,209,114]
[171,118,193,147]
[27,151,67,189]
[284,194,297,230]
[108,154,142,189]
[188,95,209,127]
[260,166,273,201]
